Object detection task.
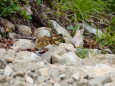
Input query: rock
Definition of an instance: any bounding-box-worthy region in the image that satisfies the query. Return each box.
[0,75,6,83]
[71,73,80,81]
[16,51,41,61]
[50,20,72,43]
[11,39,35,50]
[23,5,33,15]
[62,52,82,65]
[36,61,46,68]
[60,82,69,86]
[0,48,6,58]
[4,65,13,77]
[42,45,82,65]
[104,83,115,86]
[39,67,49,77]
[54,83,61,86]
[0,58,7,69]
[25,75,34,84]
[89,74,112,86]
[59,43,76,52]
[12,71,25,77]
[82,64,115,78]
[71,29,84,47]
[76,48,101,58]
[0,70,4,75]
[41,45,67,63]
[38,83,52,86]
[82,23,103,37]
[83,54,115,66]
[59,74,66,80]
[16,25,32,36]
[0,49,15,63]
[0,26,5,33]
[12,60,38,74]
[34,27,51,37]
[78,79,88,86]
[63,78,74,85]
[4,49,16,63]
[36,76,48,83]
[92,64,115,76]
[52,52,82,65]
[9,32,17,40]
[0,19,15,32]
[49,68,60,78]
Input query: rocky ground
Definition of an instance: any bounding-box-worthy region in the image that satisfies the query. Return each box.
[0,1,115,85]
[0,18,115,86]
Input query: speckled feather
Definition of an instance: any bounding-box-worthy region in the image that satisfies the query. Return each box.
[35,34,63,50]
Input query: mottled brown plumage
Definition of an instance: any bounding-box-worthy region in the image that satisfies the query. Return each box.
[35,34,63,50]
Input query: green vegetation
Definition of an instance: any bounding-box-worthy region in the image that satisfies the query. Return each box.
[0,0,114,53]
[67,24,81,36]
[37,0,42,4]
[0,0,20,16]
[95,25,115,50]
[53,0,115,52]
[0,0,32,19]
[95,13,115,52]
[76,49,89,58]
[53,0,107,22]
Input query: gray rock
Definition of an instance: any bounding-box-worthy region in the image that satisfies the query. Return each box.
[0,48,6,58]
[1,19,15,32]
[12,60,38,73]
[4,49,16,63]
[83,54,115,66]
[36,76,47,83]
[50,20,72,43]
[36,61,46,68]
[41,45,65,63]
[54,83,61,86]
[25,75,34,84]
[59,74,66,80]
[82,64,115,78]
[12,71,25,77]
[34,27,51,37]
[0,75,6,83]
[0,58,7,69]
[38,83,52,86]
[16,51,41,61]
[0,26,6,33]
[42,45,82,65]
[49,68,60,78]
[23,5,33,15]
[9,32,17,40]
[16,25,32,36]
[39,67,49,77]
[71,73,80,81]
[59,43,76,52]
[89,74,112,86]
[63,78,74,85]
[77,79,88,86]
[60,82,69,86]
[11,39,35,50]
[0,69,4,75]
[82,23,103,37]
[52,52,82,65]
[93,64,115,77]
[104,83,115,86]
[71,29,84,48]
[4,65,13,77]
